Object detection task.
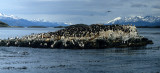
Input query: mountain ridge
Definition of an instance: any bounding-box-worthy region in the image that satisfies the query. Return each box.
[106,16,160,26]
[1,13,160,27]
[0,13,69,27]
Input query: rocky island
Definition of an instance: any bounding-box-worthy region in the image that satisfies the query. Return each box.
[0,24,153,49]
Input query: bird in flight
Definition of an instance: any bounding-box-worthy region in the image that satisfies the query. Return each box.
[107,11,111,12]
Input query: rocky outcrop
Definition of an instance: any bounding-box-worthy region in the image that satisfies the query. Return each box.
[0,24,153,49]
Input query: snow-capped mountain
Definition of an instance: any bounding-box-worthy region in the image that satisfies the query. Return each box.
[0,13,69,27]
[107,16,160,26]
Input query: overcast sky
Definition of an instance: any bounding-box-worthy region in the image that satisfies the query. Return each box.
[0,0,160,24]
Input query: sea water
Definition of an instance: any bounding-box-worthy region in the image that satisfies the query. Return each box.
[0,28,160,73]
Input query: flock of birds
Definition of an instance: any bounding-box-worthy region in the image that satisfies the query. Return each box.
[17,24,137,42]
[48,24,136,38]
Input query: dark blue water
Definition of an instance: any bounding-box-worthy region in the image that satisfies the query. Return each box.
[0,28,160,73]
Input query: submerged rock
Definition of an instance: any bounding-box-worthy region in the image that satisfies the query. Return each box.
[0,24,153,49]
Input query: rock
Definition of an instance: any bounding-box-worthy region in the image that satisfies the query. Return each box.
[0,24,153,49]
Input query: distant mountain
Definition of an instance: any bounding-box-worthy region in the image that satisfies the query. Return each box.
[0,21,9,27]
[106,16,160,26]
[0,13,69,27]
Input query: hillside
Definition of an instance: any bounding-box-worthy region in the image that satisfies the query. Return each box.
[0,21,9,27]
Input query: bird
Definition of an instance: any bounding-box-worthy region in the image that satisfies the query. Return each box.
[107,11,111,12]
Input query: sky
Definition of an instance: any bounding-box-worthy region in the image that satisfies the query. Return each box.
[0,0,160,24]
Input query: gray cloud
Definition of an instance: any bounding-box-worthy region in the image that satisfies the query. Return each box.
[152,5,160,9]
[0,0,159,24]
[131,4,148,7]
